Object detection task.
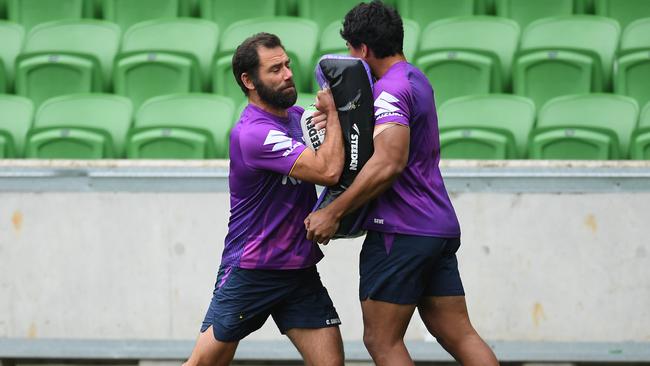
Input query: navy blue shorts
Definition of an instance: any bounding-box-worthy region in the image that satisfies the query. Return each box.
[359,231,465,304]
[200,265,341,342]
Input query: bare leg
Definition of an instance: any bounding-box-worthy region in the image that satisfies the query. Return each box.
[183,326,239,366]
[360,299,417,366]
[285,326,344,366]
[418,296,499,366]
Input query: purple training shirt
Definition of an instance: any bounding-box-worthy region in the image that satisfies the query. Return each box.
[363,61,461,237]
[221,103,323,270]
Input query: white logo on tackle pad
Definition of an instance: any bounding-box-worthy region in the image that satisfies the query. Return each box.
[350,124,360,171]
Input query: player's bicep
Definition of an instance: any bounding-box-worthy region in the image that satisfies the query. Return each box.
[289,148,337,186]
[372,122,409,171]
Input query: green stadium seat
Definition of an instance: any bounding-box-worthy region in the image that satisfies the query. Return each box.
[25,94,133,159]
[575,0,595,13]
[181,0,200,16]
[277,0,297,16]
[438,94,535,159]
[529,94,638,160]
[213,17,318,104]
[496,0,574,29]
[396,0,475,30]
[403,18,420,62]
[631,102,650,159]
[7,0,83,31]
[514,16,620,108]
[15,20,120,107]
[476,0,496,14]
[297,0,359,31]
[0,95,33,158]
[114,18,219,110]
[615,18,650,108]
[200,0,276,31]
[595,0,650,28]
[102,0,180,31]
[127,94,235,159]
[83,0,101,18]
[0,21,23,92]
[317,21,347,60]
[0,0,7,19]
[415,16,520,105]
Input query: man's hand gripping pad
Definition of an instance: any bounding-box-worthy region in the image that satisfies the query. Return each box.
[301,55,374,238]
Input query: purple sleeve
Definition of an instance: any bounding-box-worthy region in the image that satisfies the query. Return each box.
[373,80,411,127]
[240,122,307,175]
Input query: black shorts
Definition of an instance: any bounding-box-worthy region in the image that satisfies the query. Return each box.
[201,265,341,342]
[359,230,465,305]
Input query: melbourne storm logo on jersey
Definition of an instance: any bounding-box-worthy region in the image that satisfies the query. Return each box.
[374,91,405,120]
[263,129,301,157]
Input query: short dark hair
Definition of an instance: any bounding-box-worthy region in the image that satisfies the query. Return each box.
[232,32,285,95]
[341,1,404,58]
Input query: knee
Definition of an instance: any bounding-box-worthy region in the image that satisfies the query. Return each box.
[363,329,398,356]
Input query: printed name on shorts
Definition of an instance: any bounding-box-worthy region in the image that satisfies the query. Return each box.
[325,317,342,325]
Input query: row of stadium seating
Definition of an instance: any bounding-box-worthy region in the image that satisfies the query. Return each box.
[1,15,649,109]
[1,93,649,160]
[2,0,649,32]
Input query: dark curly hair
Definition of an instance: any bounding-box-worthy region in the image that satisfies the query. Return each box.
[340,0,404,58]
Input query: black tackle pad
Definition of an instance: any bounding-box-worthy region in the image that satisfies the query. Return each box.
[313,55,375,238]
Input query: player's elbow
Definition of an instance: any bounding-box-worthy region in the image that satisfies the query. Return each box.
[384,161,404,180]
[322,165,342,186]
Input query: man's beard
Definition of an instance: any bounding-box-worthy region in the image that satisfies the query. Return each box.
[253,77,297,110]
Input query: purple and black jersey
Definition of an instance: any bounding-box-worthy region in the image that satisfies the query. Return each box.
[363,61,461,237]
[221,103,323,270]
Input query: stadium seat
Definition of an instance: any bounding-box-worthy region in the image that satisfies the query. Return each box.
[438,94,535,159]
[200,0,276,31]
[0,21,23,92]
[496,0,574,29]
[415,16,520,105]
[181,0,199,16]
[213,17,318,104]
[277,0,297,16]
[297,0,359,31]
[0,95,33,158]
[127,94,235,159]
[0,0,7,19]
[396,0,475,30]
[403,18,420,62]
[25,94,133,159]
[15,20,120,107]
[83,0,101,18]
[114,18,219,110]
[317,21,347,59]
[513,16,620,108]
[595,0,650,28]
[102,0,180,31]
[575,0,595,13]
[476,0,496,14]
[615,18,650,108]
[631,102,650,159]
[7,0,83,31]
[529,94,638,160]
